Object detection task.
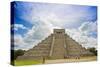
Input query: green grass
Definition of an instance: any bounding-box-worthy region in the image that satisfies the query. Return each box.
[14,60,42,66]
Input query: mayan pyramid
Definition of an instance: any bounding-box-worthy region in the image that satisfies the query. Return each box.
[17,29,93,60]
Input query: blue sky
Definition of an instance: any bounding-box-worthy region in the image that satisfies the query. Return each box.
[11,1,97,50]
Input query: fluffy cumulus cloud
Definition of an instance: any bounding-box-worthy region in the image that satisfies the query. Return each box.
[14,34,26,49]
[12,2,97,50]
[13,21,97,50]
[12,24,28,31]
[66,21,97,49]
[14,34,38,50]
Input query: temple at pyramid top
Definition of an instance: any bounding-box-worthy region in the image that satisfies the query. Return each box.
[54,29,65,34]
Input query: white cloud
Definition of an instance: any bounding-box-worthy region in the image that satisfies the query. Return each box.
[13,18,53,50]
[12,24,28,31]
[21,4,96,29]
[66,21,97,49]
[14,34,26,50]
[14,34,36,50]
[79,21,97,35]
[13,3,97,50]
[14,20,97,50]
[13,14,97,50]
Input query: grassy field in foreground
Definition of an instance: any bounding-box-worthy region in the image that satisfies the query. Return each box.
[14,60,42,66]
[14,56,97,66]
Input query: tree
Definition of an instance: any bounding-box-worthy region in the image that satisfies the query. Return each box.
[11,49,25,61]
[14,49,25,59]
[11,49,25,65]
[88,47,97,56]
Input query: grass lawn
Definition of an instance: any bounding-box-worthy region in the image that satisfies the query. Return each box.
[13,56,97,66]
[14,60,42,66]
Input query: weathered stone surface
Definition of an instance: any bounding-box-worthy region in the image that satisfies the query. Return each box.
[17,29,94,60]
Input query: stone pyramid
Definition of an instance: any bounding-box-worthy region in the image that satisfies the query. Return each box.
[17,29,93,60]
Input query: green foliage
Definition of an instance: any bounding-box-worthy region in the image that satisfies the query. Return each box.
[14,49,25,60]
[11,49,25,61]
[88,47,97,56]
[11,49,26,65]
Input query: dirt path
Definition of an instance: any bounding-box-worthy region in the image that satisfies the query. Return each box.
[45,56,97,64]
